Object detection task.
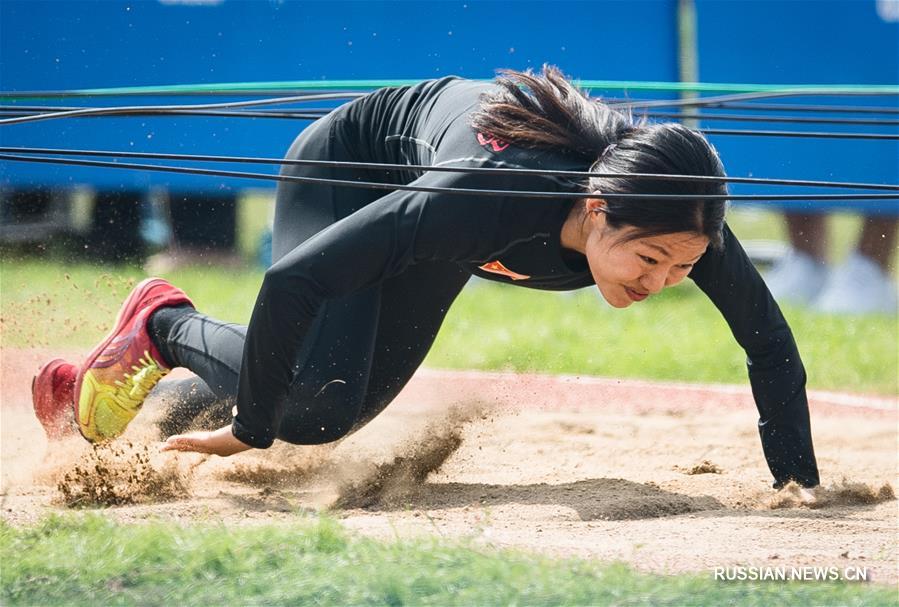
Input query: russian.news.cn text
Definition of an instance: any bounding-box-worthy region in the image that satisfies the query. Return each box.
[714,566,870,582]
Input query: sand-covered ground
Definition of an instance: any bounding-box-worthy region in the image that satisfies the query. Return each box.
[2,349,896,583]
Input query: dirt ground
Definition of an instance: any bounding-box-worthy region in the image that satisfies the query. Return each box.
[2,348,897,584]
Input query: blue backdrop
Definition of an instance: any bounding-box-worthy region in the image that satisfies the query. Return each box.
[696,0,898,213]
[1,0,895,213]
[0,0,678,192]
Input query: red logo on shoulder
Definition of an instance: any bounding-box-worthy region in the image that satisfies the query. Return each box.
[477,132,510,153]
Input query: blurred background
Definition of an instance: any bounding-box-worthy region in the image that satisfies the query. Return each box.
[2,1,896,282]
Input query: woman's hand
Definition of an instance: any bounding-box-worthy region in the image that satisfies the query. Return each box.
[796,486,817,506]
[162,424,253,457]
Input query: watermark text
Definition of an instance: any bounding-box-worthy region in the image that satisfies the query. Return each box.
[713,565,870,582]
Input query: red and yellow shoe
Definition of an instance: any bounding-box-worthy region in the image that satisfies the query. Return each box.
[75,278,193,443]
[32,358,78,439]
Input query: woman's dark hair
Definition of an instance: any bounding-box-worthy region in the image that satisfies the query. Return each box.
[470,65,728,249]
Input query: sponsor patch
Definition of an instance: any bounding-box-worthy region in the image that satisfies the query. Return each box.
[477,131,510,153]
[478,260,530,280]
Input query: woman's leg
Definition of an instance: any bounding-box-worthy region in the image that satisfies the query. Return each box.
[149,306,245,435]
[355,261,470,428]
[151,107,470,443]
[151,108,385,434]
[258,109,472,443]
[273,261,469,444]
[263,110,390,443]
[148,113,352,432]
[151,305,246,398]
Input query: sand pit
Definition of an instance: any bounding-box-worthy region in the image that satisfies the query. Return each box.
[2,349,897,584]
[55,441,191,507]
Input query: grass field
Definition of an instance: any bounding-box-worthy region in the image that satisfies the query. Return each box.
[2,206,896,606]
[2,515,894,607]
[2,246,896,395]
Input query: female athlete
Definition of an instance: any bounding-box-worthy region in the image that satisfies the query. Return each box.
[32,66,819,491]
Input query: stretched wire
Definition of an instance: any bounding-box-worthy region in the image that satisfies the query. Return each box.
[0,89,370,99]
[2,79,896,98]
[2,153,897,201]
[7,98,898,117]
[3,87,896,126]
[0,108,331,120]
[4,93,895,117]
[3,103,895,140]
[4,105,897,127]
[618,89,899,110]
[715,102,899,115]
[699,128,898,140]
[0,93,366,126]
[644,111,899,127]
[0,105,334,115]
[3,146,897,191]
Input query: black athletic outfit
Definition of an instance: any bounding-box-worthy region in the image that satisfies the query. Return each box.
[152,77,819,489]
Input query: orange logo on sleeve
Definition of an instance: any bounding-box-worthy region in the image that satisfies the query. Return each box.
[478,260,530,281]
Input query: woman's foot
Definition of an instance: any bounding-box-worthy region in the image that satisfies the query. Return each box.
[75,278,193,442]
[814,251,898,315]
[764,248,829,305]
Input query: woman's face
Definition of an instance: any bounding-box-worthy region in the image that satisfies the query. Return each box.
[584,212,710,309]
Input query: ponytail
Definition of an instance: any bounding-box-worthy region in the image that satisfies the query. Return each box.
[469,65,633,160]
[471,65,729,250]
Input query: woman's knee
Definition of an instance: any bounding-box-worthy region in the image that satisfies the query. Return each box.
[277,421,354,445]
[276,410,358,444]
[275,379,365,445]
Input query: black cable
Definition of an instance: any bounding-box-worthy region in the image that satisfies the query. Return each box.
[700,128,898,140]
[716,102,899,115]
[644,111,899,127]
[4,102,895,139]
[2,153,898,201]
[4,146,897,191]
[515,96,899,115]
[5,105,897,127]
[0,105,334,116]
[8,100,896,120]
[4,87,897,103]
[618,89,899,110]
[0,93,366,126]
[0,108,330,120]
[5,88,896,126]
[0,89,366,99]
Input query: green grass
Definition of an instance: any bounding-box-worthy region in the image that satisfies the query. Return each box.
[1,514,892,607]
[0,262,263,350]
[2,205,895,393]
[2,254,895,394]
[430,280,898,394]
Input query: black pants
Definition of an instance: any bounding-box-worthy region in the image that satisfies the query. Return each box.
[153,112,470,443]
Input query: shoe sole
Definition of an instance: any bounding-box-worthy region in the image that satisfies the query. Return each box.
[32,358,76,438]
[73,277,167,438]
[33,357,67,395]
[32,357,68,408]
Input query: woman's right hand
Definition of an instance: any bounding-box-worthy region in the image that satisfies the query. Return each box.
[796,486,817,506]
[162,424,253,457]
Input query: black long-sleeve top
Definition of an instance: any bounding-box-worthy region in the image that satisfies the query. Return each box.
[232,77,819,488]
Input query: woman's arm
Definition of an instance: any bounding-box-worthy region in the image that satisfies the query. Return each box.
[690,223,820,488]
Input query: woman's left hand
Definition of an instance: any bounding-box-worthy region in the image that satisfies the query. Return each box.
[796,486,817,506]
[162,424,253,457]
